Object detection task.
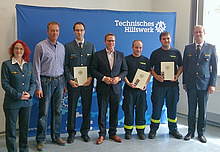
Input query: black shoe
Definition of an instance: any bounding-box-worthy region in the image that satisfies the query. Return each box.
[137,133,146,140]
[148,130,156,139]
[67,135,74,143]
[198,135,207,143]
[184,133,194,141]
[81,135,90,142]
[169,130,183,139]
[125,132,131,140]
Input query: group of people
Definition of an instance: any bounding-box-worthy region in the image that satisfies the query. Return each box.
[1,21,217,152]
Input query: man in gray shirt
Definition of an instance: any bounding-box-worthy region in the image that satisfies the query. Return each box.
[33,21,67,151]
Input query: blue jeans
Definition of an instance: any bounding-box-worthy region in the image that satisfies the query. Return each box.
[36,76,64,143]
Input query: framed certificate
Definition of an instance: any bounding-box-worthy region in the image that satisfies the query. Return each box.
[132,69,151,89]
[73,66,87,86]
[161,62,174,80]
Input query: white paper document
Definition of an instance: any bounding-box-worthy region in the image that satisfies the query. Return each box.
[73,66,87,86]
[161,62,174,80]
[132,69,151,89]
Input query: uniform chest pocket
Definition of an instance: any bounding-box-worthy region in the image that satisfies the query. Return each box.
[204,54,210,62]
[71,54,77,59]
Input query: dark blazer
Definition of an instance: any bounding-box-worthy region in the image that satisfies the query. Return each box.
[1,60,36,109]
[183,42,217,90]
[64,40,95,90]
[90,49,128,94]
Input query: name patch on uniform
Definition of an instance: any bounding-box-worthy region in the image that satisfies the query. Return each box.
[87,54,91,56]
[139,62,146,65]
[71,54,77,58]
[188,54,192,57]
[28,71,32,73]
[205,54,210,56]
[11,71,19,74]
[170,55,176,58]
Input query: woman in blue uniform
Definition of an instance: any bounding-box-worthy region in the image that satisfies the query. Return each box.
[1,40,36,152]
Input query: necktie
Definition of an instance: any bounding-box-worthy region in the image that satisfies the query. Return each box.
[79,42,82,48]
[196,45,200,57]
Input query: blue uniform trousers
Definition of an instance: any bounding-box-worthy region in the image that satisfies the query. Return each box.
[4,107,31,152]
[150,86,179,131]
[186,88,208,136]
[122,89,147,133]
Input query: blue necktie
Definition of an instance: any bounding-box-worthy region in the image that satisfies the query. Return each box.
[196,45,200,57]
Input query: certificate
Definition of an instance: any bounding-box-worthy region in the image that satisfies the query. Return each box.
[161,62,174,80]
[73,66,87,86]
[132,69,151,89]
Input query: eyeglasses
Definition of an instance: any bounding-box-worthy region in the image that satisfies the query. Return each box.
[14,47,24,51]
[194,31,204,34]
[106,40,115,42]
[75,29,85,32]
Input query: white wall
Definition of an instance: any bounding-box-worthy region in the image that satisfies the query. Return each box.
[0,0,152,132]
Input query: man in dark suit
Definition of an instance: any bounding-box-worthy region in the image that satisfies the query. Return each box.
[183,25,217,143]
[64,22,96,143]
[91,33,128,144]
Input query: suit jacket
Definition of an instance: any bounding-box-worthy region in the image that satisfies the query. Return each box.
[90,49,128,94]
[183,42,217,90]
[1,60,36,109]
[64,40,95,90]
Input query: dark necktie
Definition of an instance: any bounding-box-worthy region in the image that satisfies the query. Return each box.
[196,45,200,57]
[79,42,82,48]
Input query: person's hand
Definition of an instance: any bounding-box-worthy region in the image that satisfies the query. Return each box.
[154,74,164,82]
[183,85,187,92]
[69,79,79,88]
[35,90,43,98]
[208,86,215,94]
[83,77,92,86]
[21,91,31,100]
[104,77,113,85]
[170,75,178,82]
[63,86,67,94]
[111,76,120,84]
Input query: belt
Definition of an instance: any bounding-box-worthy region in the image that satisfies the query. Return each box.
[40,75,62,81]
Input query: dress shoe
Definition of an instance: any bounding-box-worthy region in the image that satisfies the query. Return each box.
[184,133,194,141]
[198,135,207,143]
[109,135,122,143]
[37,142,45,151]
[81,135,90,142]
[137,133,146,140]
[148,129,156,139]
[169,130,183,139]
[125,132,131,140]
[96,136,105,145]
[53,138,67,146]
[67,135,74,143]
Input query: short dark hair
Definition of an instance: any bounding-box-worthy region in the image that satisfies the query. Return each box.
[105,33,115,40]
[47,21,60,30]
[132,40,143,47]
[73,22,85,30]
[159,31,171,40]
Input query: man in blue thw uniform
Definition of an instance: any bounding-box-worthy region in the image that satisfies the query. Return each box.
[183,25,217,143]
[148,31,183,139]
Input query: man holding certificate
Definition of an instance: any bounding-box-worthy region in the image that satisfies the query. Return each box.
[64,22,96,143]
[122,40,151,140]
[148,31,183,139]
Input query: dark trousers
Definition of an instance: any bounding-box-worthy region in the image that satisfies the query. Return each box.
[122,89,147,133]
[150,86,179,131]
[4,107,31,152]
[97,87,120,137]
[67,86,93,136]
[186,88,208,136]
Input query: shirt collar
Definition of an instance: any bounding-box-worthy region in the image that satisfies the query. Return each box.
[47,38,58,46]
[195,41,204,48]
[106,48,114,54]
[12,57,27,65]
[75,38,85,45]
